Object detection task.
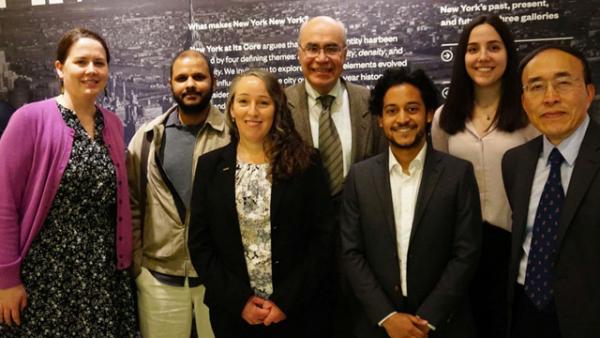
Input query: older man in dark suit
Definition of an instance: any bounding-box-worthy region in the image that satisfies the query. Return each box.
[341,68,481,338]
[503,45,599,338]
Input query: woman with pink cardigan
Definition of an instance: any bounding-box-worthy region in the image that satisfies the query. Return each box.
[0,28,136,336]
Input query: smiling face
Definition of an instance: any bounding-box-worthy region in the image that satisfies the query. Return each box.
[55,37,108,100]
[230,75,275,145]
[521,49,595,145]
[464,23,507,89]
[297,17,347,95]
[170,54,213,116]
[378,83,432,152]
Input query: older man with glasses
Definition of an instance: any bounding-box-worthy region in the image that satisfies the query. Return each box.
[502,45,598,338]
[284,16,384,337]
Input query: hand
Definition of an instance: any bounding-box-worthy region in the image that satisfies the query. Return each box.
[382,312,429,338]
[241,295,269,325]
[0,284,27,326]
[261,300,287,326]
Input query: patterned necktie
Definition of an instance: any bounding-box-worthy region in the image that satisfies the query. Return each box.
[524,147,565,310]
[318,95,343,195]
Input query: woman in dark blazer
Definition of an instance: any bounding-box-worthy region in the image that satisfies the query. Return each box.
[188,69,334,338]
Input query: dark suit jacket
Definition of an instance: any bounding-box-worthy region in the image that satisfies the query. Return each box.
[285,79,384,166]
[502,119,600,337]
[341,146,481,338]
[188,142,335,335]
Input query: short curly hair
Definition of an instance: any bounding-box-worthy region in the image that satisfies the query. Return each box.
[369,68,439,117]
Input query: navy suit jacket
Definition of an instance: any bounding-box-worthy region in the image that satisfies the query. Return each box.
[503,119,600,337]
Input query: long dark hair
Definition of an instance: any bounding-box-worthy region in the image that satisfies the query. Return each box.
[440,15,527,134]
[226,69,313,180]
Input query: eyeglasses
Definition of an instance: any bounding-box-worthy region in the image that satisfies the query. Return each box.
[299,44,345,58]
[523,76,582,97]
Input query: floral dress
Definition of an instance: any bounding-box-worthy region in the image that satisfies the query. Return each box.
[3,103,136,337]
[235,159,273,299]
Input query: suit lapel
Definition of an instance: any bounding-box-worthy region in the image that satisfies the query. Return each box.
[410,147,442,243]
[287,83,313,146]
[509,139,541,249]
[557,121,600,249]
[346,80,370,163]
[373,152,398,242]
[216,143,241,235]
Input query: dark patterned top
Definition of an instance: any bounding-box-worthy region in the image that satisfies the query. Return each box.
[2,103,136,337]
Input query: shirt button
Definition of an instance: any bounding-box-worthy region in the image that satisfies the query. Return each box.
[118,181,122,186]
[274,260,280,265]
[273,226,278,230]
[119,217,123,222]
[394,285,400,293]
[119,236,123,241]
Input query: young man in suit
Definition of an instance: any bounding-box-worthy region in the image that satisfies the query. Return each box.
[341,68,482,338]
[503,45,598,338]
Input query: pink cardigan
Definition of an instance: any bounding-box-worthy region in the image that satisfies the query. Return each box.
[0,98,133,289]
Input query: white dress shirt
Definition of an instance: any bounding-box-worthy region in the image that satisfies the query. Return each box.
[305,80,353,177]
[380,144,435,330]
[389,145,426,296]
[517,115,589,285]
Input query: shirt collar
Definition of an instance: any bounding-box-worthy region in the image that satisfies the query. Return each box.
[164,105,226,133]
[388,143,427,176]
[165,108,183,127]
[541,114,590,167]
[305,79,342,105]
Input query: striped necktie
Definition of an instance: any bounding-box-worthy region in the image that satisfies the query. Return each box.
[318,95,343,195]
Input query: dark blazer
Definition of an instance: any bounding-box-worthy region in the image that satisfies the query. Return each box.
[188,142,335,337]
[341,146,481,338]
[285,79,384,165]
[502,119,600,337]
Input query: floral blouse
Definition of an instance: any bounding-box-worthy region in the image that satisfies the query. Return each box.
[235,159,273,299]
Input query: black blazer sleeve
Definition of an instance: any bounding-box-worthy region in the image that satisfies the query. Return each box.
[268,153,335,315]
[188,147,254,318]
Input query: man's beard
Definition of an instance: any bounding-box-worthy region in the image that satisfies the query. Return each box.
[173,90,213,116]
[388,125,427,150]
